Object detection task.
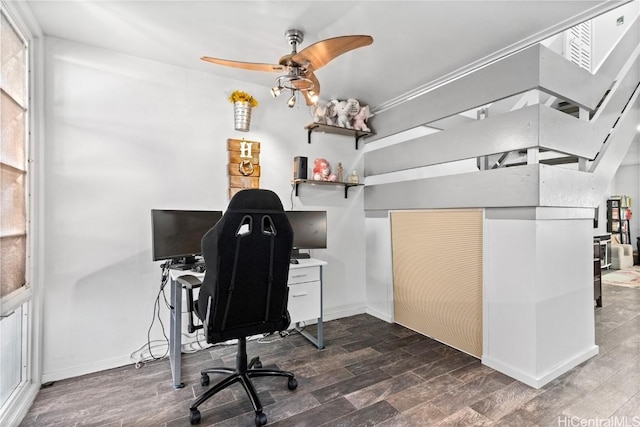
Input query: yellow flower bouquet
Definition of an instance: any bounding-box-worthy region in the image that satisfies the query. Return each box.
[229,90,258,108]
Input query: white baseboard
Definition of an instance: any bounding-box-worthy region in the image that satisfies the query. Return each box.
[365,307,393,323]
[323,304,366,322]
[41,354,132,383]
[482,345,600,388]
[0,381,40,427]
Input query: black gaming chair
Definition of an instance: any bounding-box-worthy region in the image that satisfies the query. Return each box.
[180,189,297,426]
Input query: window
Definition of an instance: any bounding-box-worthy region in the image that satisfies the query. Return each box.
[0,4,32,423]
[1,2,28,300]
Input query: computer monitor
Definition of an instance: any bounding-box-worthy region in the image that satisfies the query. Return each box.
[285,210,327,259]
[151,209,223,267]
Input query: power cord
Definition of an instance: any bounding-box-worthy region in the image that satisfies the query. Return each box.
[294,321,306,333]
[180,316,213,353]
[256,326,303,344]
[131,260,173,367]
[257,331,285,344]
[290,185,296,210]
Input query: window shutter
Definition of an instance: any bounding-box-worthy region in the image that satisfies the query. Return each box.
[566,21,592,71]
[1,11,28,298]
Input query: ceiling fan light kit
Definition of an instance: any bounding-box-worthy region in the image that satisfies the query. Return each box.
[287,93,297,108]
[201,29,373,108]
[270,85,283,98]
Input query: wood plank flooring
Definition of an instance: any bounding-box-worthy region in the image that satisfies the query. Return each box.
[21,281,640,426]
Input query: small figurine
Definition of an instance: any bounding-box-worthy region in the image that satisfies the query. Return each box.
[348,170,359,184]
[352,105,371,132]
[336,162,344,182]
[312,158,337,182]
[332,99,360,128]
[311,100,336,125]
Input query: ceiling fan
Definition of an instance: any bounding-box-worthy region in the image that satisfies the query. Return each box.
[201,29,373,107]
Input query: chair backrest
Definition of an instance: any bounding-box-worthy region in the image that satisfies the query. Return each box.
[197,189,293,343]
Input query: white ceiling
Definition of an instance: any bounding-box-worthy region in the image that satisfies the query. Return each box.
[21,0,627,109]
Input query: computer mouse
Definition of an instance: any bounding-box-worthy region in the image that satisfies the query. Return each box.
[290,259,299,264]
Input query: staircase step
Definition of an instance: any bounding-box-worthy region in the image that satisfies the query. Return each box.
[506,156,579,167]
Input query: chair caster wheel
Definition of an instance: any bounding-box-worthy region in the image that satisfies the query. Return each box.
[189,408,201,425]
[200,374,209,387]
[288,377,298,390]
[249,356,262,369]
[255,411,267,426]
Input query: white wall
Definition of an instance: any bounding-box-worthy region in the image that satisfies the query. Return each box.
[594,180,614,237]
[40,37,366,382]
[592,1,640,72]
[594,141,639,248]
[614,163,640,249]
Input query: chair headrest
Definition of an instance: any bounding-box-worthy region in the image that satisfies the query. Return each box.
[227,189,284,212]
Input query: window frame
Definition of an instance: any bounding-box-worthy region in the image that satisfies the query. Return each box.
[0,1,42,425]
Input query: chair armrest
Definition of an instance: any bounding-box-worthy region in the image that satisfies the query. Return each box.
[175,275,203,333]
[176,275,202,289]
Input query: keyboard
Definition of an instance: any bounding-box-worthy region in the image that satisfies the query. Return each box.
[190,263,206,273]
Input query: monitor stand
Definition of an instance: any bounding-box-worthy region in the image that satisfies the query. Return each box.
[291,249,311,260]
[172,255,200,270]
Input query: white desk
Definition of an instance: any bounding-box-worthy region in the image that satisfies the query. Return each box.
[168,258,326,389]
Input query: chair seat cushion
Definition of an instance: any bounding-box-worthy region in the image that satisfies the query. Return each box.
[207,315,290,343]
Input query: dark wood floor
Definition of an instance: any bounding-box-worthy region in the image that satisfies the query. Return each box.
[21,281,640,427]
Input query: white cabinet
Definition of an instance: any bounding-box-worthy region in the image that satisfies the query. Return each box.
[286,259,326,349]
[288,267,321,324]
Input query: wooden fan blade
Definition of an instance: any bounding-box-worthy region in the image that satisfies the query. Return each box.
[292,35,373,72]
[201,56,285,72]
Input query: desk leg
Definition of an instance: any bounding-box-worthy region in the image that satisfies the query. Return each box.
[169,277,184,389]
[316,265,324,348]
[295,318,324,349]
[316,316,324,349]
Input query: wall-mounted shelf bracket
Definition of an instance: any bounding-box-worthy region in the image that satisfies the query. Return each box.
[292,179,363,199]
[304,123,373,150]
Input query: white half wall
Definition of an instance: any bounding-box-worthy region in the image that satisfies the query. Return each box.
[40,37,366,382]
[482,208,598,388]
[364,211,393,322]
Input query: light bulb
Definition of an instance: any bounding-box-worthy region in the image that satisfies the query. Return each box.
[287,93,296,108]
[271,86,282,98]
[308,90,319,104]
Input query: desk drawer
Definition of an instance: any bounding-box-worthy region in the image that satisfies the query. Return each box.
[288,281,321,323]
[288,266,320,284]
